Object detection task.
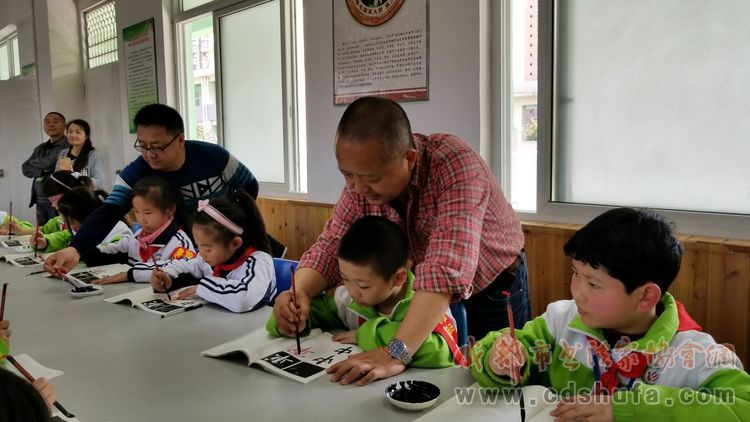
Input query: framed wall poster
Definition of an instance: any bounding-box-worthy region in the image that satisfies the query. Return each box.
[123,18,159,133]
[333,0,429,105]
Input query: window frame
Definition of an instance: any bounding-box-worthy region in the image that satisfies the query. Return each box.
[0,33,20,80]
[496,0,750,239]
[174,0,306,194]
[83,0,118,69]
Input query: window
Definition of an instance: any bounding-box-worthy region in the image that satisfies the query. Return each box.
[84,1,118,68]
[176,0,307,192]
[180,14,218,143]
[182,0,215,12]
[507,0,538,212]
[219,1,285,183]
[0,33,21,80]
[0,42,9,80]
[502,0,750,238]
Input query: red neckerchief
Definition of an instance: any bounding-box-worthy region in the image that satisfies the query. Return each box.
[137,217,174,261]
[588,337,651,395]
[588,300,700,395]
[675,301,701,331]
[212,246,257,277]
[138,244,160,262]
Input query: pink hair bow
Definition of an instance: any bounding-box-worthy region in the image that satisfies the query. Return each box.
[197,199,244,235]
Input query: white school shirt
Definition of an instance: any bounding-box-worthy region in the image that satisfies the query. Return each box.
[88,220,132,246]
[159,247,276,313]
[99,226,195,283]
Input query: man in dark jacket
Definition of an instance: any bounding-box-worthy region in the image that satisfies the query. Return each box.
[22,112,69,222]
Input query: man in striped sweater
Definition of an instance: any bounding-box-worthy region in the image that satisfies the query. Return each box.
[43,104,263,275]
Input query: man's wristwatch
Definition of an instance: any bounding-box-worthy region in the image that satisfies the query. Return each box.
[387,339,412,365]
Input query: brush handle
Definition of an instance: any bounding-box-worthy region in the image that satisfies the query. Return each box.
[0,283,7,320]
[6,355,76,418]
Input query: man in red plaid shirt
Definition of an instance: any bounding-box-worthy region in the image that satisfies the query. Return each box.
[273,96,529,385]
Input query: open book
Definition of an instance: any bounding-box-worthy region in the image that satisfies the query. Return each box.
[105,286,205,318]
[202,327,363,384]
[415,383,559,422]
[63,263,132,287]
[0,252,50,268]
[0,234,32,250]
[5,353,64,381]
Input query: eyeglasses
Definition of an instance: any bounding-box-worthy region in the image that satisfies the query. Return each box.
[133,134,180,155]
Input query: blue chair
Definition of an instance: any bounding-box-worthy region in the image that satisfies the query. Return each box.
[450,301,469,348]
[272,258,298,303]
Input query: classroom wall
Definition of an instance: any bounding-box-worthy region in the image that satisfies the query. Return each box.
[48,0,84,120]
[0,0,123,218]
[112,0,176,166]
[1,0,483,207]
[302,0,481,203]
[0,0,43,222]
[82,62,124,189]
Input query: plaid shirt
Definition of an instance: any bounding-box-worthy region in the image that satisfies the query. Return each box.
[299,133,525,299]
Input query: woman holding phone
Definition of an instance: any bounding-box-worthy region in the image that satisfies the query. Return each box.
[57,119,105,189]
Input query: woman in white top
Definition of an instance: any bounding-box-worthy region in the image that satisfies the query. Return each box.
[57,119,105,189]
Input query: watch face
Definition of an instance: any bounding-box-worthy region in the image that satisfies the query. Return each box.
[345,0,405,27]
[388,339,410,364]
[389,340,405,355]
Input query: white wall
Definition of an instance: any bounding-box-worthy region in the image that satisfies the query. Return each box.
[0,0,42,221]
[77,0,174,184]
[114,0,176,166]
[83,63,123,188]
[48,0,84,119]
[302,0,481,203]
[0,79,41,222]
[1,0,482,211]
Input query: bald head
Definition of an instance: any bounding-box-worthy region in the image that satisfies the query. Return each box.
[335,96,414,161]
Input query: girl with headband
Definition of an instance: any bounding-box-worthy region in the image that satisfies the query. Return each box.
[150,191,276,313]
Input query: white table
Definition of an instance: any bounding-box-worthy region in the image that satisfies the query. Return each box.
[0,257,475,421]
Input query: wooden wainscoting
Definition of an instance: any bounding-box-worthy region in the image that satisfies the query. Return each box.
[258,197,750,365]
[257,197,334,260]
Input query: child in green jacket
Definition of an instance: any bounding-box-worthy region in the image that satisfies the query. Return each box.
[471,208,750,421]
[267,215,461,368]
[0,171,90,249]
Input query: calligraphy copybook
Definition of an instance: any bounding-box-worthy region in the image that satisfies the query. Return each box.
[202,327,362,384]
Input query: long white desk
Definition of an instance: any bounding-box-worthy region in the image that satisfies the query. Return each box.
[1,257,475,421]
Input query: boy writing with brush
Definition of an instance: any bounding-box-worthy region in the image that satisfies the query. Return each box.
[471,208,750,421]
[267,216,463,375]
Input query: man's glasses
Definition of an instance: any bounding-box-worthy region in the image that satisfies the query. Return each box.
[133,134,180,155]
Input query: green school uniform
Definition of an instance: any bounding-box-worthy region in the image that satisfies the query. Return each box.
[266,271,459,368]
[471,293,750,421]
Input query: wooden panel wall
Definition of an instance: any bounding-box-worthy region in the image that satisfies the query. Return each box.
[256,197,334,260]
[258,197,750,365]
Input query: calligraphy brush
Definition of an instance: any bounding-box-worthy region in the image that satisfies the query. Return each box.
[4,354,75,418]
[7,201,12,239]
[0,283,8,320]
[151,254,171,300]
[290,262,301,354]
[32,207,41,258]
[503,290,525,422]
